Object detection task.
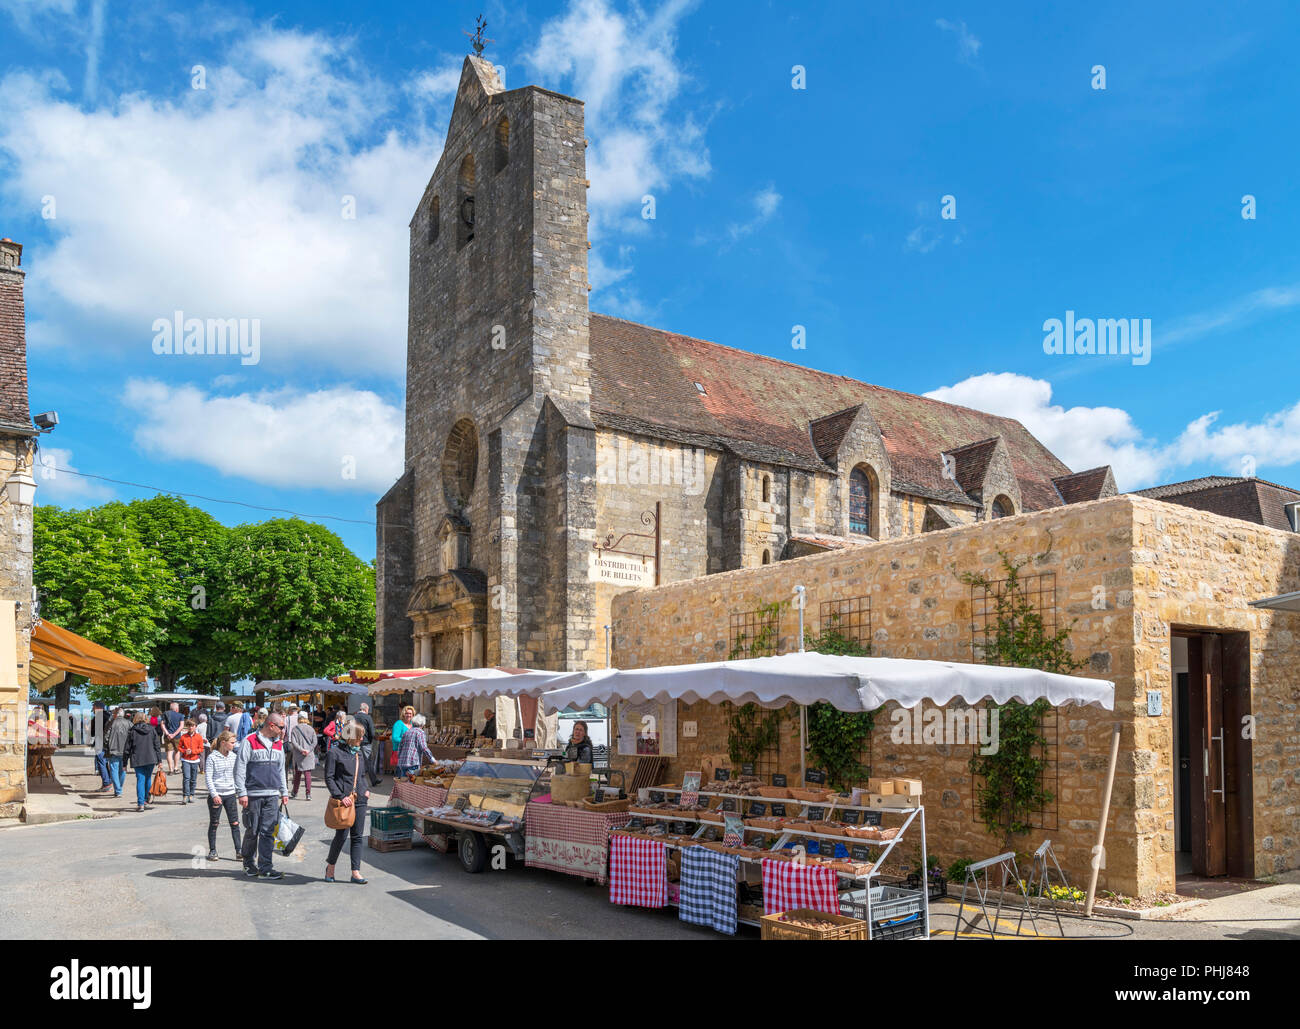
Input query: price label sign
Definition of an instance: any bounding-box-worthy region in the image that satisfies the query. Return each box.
[850,844,871,862]
[720,798,737,813]
[454,796,468,812]
[627,817,645,830]
[749,801,767,817]
[804,768,827,785]
[771,803,786,817]
[649,791,665,803]
[842,808,860,825]
[742,763,755,777]
[670,821,692,835]
[862,810,883,826]
[714,768,730,781]
[808,806,825,821]
[772,774,787,787]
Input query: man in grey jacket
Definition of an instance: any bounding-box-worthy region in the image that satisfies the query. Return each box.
[234,712,290,879]
[105,708,132,798]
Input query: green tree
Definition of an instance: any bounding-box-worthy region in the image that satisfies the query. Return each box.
[214,518,375,681]
[33,506,182,707]
[121,496,231,693]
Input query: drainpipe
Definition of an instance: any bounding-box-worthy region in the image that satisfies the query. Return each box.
[604,625,611,668]
[793,585,806,652]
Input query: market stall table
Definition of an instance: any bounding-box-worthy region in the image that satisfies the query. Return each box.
[524,800,631,883]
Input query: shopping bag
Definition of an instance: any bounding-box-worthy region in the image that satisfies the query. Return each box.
[274,805,305,856]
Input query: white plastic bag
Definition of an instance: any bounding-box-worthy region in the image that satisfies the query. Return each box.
[274,807,305,856]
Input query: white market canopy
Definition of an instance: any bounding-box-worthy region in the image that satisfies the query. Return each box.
[540,652,1114,714]
[370,667,566,698]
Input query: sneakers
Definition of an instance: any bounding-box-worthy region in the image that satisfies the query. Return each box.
[258,869,284,881]
[207,851,219,862]
[244,864,259,877]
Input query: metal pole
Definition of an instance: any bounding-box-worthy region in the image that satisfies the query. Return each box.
[1084,722,1123,917]
[793,585,806,652]
[604,625,611,668]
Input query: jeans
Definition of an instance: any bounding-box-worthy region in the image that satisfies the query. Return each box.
[182,760,199,797]
[396,763,417,779]
[134,764,155,807]
[207,793,242,854]
[94,749,111,785]
[240,795,280,873]
[291,767,312,796]
[107,756,125,794]
[326,801,367,874]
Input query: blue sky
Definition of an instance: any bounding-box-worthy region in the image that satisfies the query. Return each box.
[2,0,1298,562]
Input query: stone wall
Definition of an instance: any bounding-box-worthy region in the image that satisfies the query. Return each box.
[0,437,33,810]
[611,494,1300,896]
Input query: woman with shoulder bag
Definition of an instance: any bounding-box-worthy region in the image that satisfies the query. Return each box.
[323,718,370,885]
[288,712,317,799]
[125,711,164,812]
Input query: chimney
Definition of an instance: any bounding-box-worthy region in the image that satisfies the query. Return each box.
[0,239,30,431]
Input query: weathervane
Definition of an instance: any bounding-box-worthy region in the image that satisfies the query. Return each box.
[464,15,493,57]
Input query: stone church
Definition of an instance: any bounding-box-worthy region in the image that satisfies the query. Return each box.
[374,56,1116,673]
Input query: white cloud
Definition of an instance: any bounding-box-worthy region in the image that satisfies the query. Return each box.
[935,18,981,65]
[528,0,710,278]
[31,445,115,505]
[0,27,440,375]
[123,379,404,492]
[904,225,942,254]
[926,372,1300,490]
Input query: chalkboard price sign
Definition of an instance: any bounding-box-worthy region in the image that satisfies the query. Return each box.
[771,803,786,817]
[805,768,828,784]
[454,796,468,811]
[850,844,871,862]
[862,811,883,826]
[714,768,731,781]
[670,821,692,835]
[649,791,665,803]
[749,802,767,817]
[772,774,787,787]
[742,763,755,777]
[808,806,825,821]
[842,808,860,825]
[720,798,737,813]
[627,817,645,829]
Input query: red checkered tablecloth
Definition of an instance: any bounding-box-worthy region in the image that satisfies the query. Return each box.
[609,832,668,908]
[391,780,449,812]
[761,858,839,915]
[524,802,630,883]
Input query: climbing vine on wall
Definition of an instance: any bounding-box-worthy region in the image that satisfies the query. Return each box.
[960,548,1082,839]
[805,623,878,790]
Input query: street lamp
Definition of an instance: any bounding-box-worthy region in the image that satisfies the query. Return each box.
[3,469,36,507]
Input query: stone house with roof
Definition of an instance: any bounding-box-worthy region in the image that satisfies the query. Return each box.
[1136,475,1300,533]
[374,56,1116,674]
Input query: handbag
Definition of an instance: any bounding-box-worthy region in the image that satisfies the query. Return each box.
[150,765,168,797]
[323,751,360,830]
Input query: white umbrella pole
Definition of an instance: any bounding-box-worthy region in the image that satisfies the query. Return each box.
[800,704,807,782]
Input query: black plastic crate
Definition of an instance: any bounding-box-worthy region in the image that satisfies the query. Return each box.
[871,911,926,940]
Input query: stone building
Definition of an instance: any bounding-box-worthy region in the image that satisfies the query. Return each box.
[375,56,1115,675]
[0,238,36,814]
[610,494,1300,896]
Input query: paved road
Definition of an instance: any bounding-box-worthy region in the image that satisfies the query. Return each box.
[3,756,1298,941]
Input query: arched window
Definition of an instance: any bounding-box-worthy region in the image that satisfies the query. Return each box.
[849,466,873,536]
[761,549,771,565]
[428,196,440,244]
[761,474,771,504]
[494,117,509,173]
[457,154,475,249]
[991,496,1012,519]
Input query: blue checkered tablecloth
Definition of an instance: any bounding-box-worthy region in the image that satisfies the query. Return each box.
[679,845,739,935]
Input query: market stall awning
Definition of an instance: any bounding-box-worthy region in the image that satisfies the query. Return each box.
[540,652,1114,714]
[335,668,434,686]
[253,677,371,697]
[30,620,147,687]
[1250,590,1300,612]
[415,667,571,701]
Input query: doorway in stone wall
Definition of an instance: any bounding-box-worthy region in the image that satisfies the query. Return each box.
[1171,628,1254,879]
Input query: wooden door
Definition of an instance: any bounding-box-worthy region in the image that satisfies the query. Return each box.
[1186,633,1227,877]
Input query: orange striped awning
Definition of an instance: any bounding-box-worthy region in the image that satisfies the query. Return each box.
[29,620,148,687]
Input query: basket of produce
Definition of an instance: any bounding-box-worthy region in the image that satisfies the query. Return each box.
[812,821,849,837]
[697,809,725,825]
[843,825,882,840]
[744,816,786,831]
[757,785,791,799]
[789,787,832,802]
[760,910,868,941]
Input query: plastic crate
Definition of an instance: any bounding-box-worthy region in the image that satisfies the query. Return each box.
[368,835,412,853]
[871,911,926,940]
[369,807,413,833]
[840,883,924,925]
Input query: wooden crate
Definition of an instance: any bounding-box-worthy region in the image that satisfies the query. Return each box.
[367,835,413,853]
[760,910,867,941]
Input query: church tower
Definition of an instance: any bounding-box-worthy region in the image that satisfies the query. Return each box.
[377,55,598,674]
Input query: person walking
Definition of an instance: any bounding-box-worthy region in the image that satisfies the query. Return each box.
[205,730,242,861]
[395,713,434,778]
[288,713,317,799]
[225,702,252,743]
[90,704,112,791]
[323,709,346,754]
[354,703,382,786]
[162,701,184,774]
[324,719,370,885]
[177,720,205,803]
[125,711,164,812]
[105,707,131,798]
[234,711,290,880]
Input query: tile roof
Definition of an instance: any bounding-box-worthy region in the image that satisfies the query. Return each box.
[943,437,1001,496]
[1133,476,1300,532]
[1052,466,1115,504]
[589,313,1073,510]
